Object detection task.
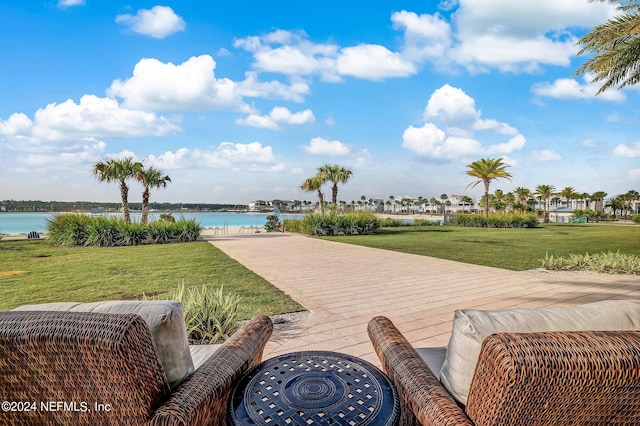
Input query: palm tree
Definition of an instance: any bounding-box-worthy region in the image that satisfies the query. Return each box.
[535,184,556,221]
[92,156,142,224]
[301,175,326,215]
[591,190,608,213]
[135,166,171,225]
[465,158,513,217]
[575,1,640,94]
[461,195,473,212]
[559,187,577,209]
[318,164,353,205]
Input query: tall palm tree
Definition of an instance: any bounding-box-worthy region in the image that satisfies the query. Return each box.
[559,187,577,209]
[535,184,556,221]
[92,156,142,224]
[591,190,608,213]
[318,164,353,205]
[575,1,640,94]
[135,166,171,225]
[465,158,513,217]
[301,175,326,215]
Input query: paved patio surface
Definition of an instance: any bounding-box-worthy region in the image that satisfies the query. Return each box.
[205,231,640,366]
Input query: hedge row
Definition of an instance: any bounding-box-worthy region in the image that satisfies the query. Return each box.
[455,213,539,228]
[46,214,201,246]
[284,212,379,236]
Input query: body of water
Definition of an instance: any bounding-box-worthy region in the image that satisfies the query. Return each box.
[0,212,302,235]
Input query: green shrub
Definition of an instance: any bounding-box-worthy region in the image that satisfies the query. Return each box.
[173,282,242,344]
[46,214,201,246]
[378,217,441,227]
[264,214,280,232]
[633,214,640,224]
[145,282,243,344]
[457,213,538,228]
[301,212,379,236]
[283,218,303,233]
[539,251,640,275]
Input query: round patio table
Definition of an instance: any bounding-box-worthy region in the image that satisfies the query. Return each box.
[228,351,399,425]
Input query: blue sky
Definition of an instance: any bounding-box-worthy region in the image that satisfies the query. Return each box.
[0,0,638,204]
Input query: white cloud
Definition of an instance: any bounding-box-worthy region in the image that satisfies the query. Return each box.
[304,137,351,156]
[450,0,616,73]
[392,11,452,64]
[532,75,625,102]
[147,142,284,172]
[237,72,310,103]
[115,6,185,39]
[403,84,526,159]
[108,55,249,112]
[236,107,315,129]
[629,168,640,181]
[613,142,640,157]
[58,0,85,7]
[532,148,562,161]
[0,95,179,153]
[336,44,416,80]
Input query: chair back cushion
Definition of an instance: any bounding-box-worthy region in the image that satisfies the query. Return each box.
[0,311,170,425]
[466,330,640,425]
[439,299,640,404]
[13,300,194,389]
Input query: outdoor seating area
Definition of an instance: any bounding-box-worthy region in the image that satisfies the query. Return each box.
[0,301,273,426]
[368,300,640,425]
[2,298,640,425]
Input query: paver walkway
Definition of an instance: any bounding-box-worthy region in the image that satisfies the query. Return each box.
[206,231,640,366]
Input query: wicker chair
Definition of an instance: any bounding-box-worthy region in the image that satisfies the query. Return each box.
[0,310,273,426]
[368,316,640,426]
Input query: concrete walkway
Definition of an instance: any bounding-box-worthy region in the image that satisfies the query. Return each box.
[206,231,640,366]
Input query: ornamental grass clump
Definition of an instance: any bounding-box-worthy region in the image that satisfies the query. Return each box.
[456,213,538,228]
[301,212,379,236]
[539,251,640,275]
[46,213,201,246]
[170,282,243,344]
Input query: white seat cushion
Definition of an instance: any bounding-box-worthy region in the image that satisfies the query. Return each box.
[439,299,640,405]
[415,347,446,380]
[189,344,222,371]
[13,300,195,389]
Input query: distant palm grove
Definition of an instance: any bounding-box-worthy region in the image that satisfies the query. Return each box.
[290,159,639,221]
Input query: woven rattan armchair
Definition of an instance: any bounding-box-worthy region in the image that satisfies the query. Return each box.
[368,316,640,426]
[0,310,273,426]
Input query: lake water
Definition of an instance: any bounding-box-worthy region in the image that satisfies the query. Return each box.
[0,212,302,235]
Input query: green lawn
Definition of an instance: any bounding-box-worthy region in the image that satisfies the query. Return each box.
[324,223,640,271]
[0,240,303,316]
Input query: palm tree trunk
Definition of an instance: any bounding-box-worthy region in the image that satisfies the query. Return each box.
[332,184,338,205]
[483,180,490,217]
[317,190,325,215]
[141,187,150,225]
[120,181,131,224]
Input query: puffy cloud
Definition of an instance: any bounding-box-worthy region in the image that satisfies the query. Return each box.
[304,137,351,156]
[237,72,310,103]
[235,29,415,82]
[629,168,640,181]
[532,148,562,162]
[336,44,416,80]
[450,0,616,73]
[108,55,249,112]
[147,142,284,172]
[0,95,179,153]
[236,107,315,130]
[613,142,640,157]
[392,11,452,64]
[115,6,185,39]
[403,84,526,160]
[532,75,625,102]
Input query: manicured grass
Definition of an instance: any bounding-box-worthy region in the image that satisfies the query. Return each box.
[324,223,640,271]
[0,240,303,317]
